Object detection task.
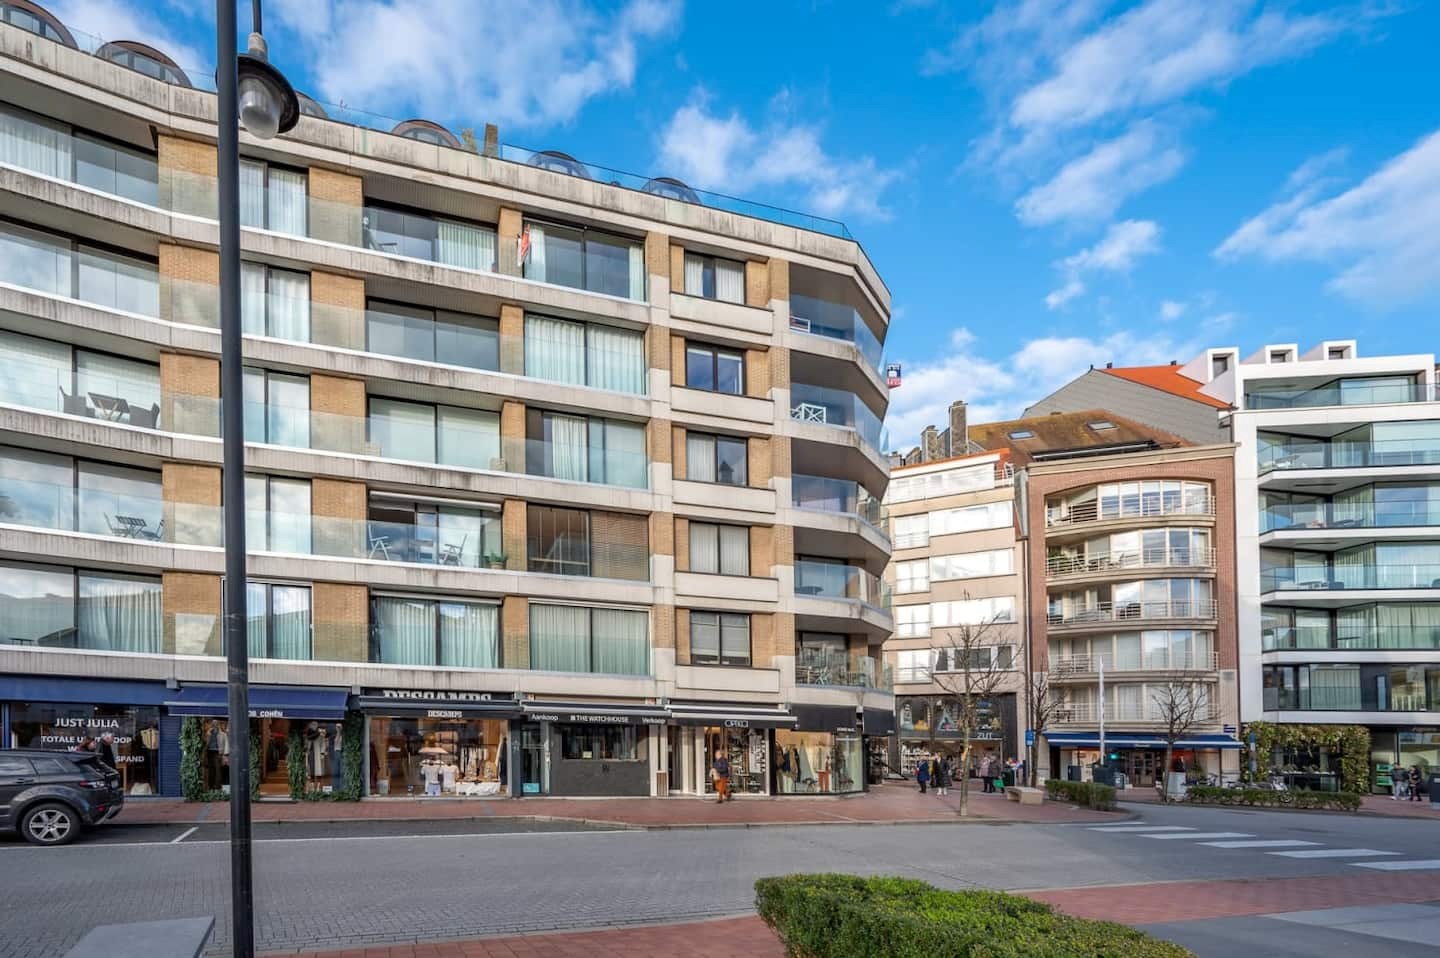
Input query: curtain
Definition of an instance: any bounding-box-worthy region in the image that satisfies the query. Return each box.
[525,315,586,386]
[241,262,267,336]
[0,106,70,179]
[684,254,704,296]
[687,434,716,482]
[439,601,498,667]
[530,604,589,672]
[547,414,588,482]
[1334,546,1369,589]
[716,259,745,303]
[627,245,645,300]
[603,420,647,489]
[267,168,307,236]
[438,220,497,272]
[527,225,547,282]
[437,406,499,470]
[374,596,436,666]
[77,574,162,653]
[246,582,269,658]
[689,523,718,573]
[0,329,70,412]
[268,268,310,342]
[593,608,649,675]
[1309,666,1361,710]
[720,525,749,575]
[269,586,312,660]
[238,160,265,228]
[587,324,646,395]
[268,477,312,554]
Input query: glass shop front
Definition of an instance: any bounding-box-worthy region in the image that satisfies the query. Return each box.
[356,690,519,798]
[779,705,865,794]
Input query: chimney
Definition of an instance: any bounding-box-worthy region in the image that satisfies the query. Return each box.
[947,400,968,456]
[921,425,943,463]
[482,123,499,158]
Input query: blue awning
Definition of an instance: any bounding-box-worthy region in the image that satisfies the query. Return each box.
[0,675,171,705]
[1044,732,1242,750]
[165,685,348,720]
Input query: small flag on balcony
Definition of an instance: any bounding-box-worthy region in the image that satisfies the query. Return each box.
[517,226,531,265]
[886,363,902,388]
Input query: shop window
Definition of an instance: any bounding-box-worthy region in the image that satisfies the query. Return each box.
[685,432,747,485]
[685,342,745,395]
[688,522,749,576]
[369,716,508,797]
[8,702,160,795]
[690,611,750,666]
[775,730,863,794]
[559,724,639,760]
[704,726,769,795]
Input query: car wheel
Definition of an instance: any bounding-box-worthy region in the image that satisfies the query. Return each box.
[20,802,81,846]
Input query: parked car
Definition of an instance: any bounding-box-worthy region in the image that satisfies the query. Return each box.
[0,749,124,845]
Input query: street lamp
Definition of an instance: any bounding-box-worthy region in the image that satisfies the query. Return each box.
[217,2,297,956]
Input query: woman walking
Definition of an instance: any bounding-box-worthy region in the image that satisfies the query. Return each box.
[978,754,993,794]
[916,755,931,793]
[1409,765,1423,802]
[936,756,953,797]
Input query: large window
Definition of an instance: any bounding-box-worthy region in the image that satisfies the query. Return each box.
[683,252,745,303]
[560,724,639,760]
[0,562,161,653]
[369,397,500,469]
[242,263,310,341]
[0,446,163,540]
[1,103,158,205]
[0,220,158,315]
[689,611,751,666]
[892,514,929,549]
[524,315,645,394]
[527,506,648,580]
[245,475,312,554]
[689,522,750,576]
[685,342,745,395]
[239,159,307,235]
[364,204,497,271]
[522,221,644,300]
[929,502,1012,536]
[894,560,928,594]
[370,594,500,668]
[244,582,312,660]
[895,649,932,683]
[931,549,1014,582]
[887,463,999,503]
[895,604,930,638]
[933,645,1014,672]
[685,432,747,485]
[932,596,1015,626]
[367,497,498,567]
[367,300,499,370]
[0,330,162,428]
[529,604,649,675]
[243,367,310,447]
[527,410,647,488]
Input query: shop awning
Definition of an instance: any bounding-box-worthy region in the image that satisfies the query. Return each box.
[166,685,349,720]
[667,702,797,729]
[864,708,897,736]
[790,704,862,733]
[0,675,171,705]
[1044,732,1242,750]
[355,695,520,719]
[521,701,670,725]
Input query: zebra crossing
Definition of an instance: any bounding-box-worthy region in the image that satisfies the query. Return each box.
[1083,822,1430,869]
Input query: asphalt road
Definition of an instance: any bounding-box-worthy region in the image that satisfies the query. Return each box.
[1,803,1437,957]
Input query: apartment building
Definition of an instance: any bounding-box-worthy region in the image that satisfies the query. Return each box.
[0,6,895,800]
[882,450,1022,776]
[969,412,1242,787]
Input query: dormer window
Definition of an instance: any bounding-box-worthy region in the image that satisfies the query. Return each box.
[1008,429,1034,440]
[1270,349,1293,364]
[1211,354,1231,378]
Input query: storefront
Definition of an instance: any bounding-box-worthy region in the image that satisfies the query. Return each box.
[1044,732,1242,786]
[863,707,897,784]
[2,676,170,796]
[666,702,797,797]
[1369,728,1439,795]
[894,694,1016,778]
[780,705,865,794]
[354,689,520,797]
[520,701,668,797]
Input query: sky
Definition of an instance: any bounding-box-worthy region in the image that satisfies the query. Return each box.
[50,0,1440,448]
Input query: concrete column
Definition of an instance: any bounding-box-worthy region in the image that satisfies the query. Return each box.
[499,304,525,375]
[502,499,527,571]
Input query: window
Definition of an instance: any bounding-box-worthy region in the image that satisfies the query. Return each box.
[242,262,310,340]
[367,497,497,568]
[527,411,647,488]
[522,221,645,300]
[529,604,649,675]
[1211,353,1231,378]
[0,446,163,539]
[932,596,1015,626]
[1329,347,1349,360]
[685,343,745,395]
[1,104,158,205]
[367,300,499,370]
[1,2,68,41]
[364,204,497,271]
[690,611,751,666]
[244,582,312,660]
[0,330,163,427]
[370,594,499,668]
[685,432,747,485]
[689,522,750,576]
[886,463,999,503]
[895,649,932,682]
[560,725,639,760]
[0,561,161,653]
[239,159,307,235]
[683,252,745,303]
[893,514,929,549]
[895,604,930,638]
[369,397,500,469]
[0,220,158,315]
[243,367,310,447]
[1088,420,1115,430]
[524,315,645,394]
[527,506,648,580]
[98,43,189,86]
[1008,429,1034,440]
[1270,349,1292,364]
[934,645,1014,671]
[930,549,1014,582]
[894,560,929,594]
[245,475,311,554]
[929,502,1011,536]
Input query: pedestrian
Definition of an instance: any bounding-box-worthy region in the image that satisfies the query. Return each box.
[1393,766,1408,800]
[72,736,96,755]
[96,731,117,770]
[916,756,930,793]
[979,754,993,793]
[711,748,731,804]
[937,756,953,796]
[1408,765,1423,803]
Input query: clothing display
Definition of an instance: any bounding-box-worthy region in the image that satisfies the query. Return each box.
[368,716,509,798]
[305,726,330,779]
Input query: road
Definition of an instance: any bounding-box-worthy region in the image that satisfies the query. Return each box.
[1,803,1437,956]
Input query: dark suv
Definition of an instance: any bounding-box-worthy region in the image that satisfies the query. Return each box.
[0,750,124,845]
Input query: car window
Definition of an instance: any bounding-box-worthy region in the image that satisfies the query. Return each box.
[29,757,72,774]
[0,756,34,775]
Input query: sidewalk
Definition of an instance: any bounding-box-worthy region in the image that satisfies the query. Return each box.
[120,782,1121,828]
[1121,786,1440,819]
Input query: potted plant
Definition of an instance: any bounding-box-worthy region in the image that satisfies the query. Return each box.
[484,552,508,569]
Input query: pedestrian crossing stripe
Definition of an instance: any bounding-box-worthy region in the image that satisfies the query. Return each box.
[1144,832,1254,840]
[1352,860,1440,871]
[1086,825,1195,832]
[1198,840,1319,849]
[1269,849,1400,859]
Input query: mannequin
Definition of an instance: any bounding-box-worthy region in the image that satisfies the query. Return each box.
[305,722,330,786]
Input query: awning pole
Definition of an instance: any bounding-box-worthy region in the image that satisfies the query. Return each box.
[1097,659,1106,775]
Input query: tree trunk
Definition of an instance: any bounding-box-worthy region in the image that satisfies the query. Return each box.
[1162,745,1175,802]
[958,734,970,816]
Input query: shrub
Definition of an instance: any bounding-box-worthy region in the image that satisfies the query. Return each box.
[1044,779,1117,811]
[1183,785,1362,812]
[755,874,1192,958]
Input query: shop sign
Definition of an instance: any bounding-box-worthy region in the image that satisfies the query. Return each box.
[372,689,500,702]
[251,709,284,719]
[426,709,464,719]
[723,719,751,729]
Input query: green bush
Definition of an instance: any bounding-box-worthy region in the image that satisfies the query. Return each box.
[755,874,1192,958]
[1044,779,1117,811]
[1184,785,1362,812]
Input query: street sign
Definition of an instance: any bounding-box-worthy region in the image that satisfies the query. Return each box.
[1024,729,1034,747]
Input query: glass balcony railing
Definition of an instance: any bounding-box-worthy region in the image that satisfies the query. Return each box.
[1262,565,1440,592]
[788,294,883,377]
[795,651,893,690]
[794,560,891,611]
[1054,701,1220,724]
[0,362,163,429]
[1260,685,1434,712]
[523,437,649,490]
[1046,599,1219,625]
[1261,499,1440,532]
[0,474,166,542]
[1260,439,1440,473]
[1262,626,1440,651]
[791,474,887,530]
[1046,548,1216,577]
[790,383,883,453]
[1049,652,1219,674]
[1245,382,1434,409]
[1045,496,1215,528]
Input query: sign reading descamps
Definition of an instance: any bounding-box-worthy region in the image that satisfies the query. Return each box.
[375,690,498,702]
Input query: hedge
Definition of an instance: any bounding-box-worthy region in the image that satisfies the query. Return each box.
[1242,722,1370,793]
[755,874,1192,958]
[1044,779,1117,811]
[1184,785,1362,812]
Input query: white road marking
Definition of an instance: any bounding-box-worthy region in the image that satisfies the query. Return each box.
[0,829,631,851]
[1144,832,1254,841]
[1352,859,1440,871]
[171,827,198,844]
[1087,825,1196,833]
[1197,839,1319,849]
[1269,848,1400,859]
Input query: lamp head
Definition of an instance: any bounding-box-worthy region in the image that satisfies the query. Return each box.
[237,32,299,139]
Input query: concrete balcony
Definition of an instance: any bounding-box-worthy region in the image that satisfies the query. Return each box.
[1045,599,1218,635]
[1048,652,1219,682]
[1045,548,1216,584]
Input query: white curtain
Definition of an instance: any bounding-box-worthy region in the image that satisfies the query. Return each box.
[269,586,312,660]
[527,225,547,282]
[687,434,716,482]
[525,316,586,386]
[0,107,70,179]
[238,160,265,228]
[684,254,704,296]
[627,245,645,300]
[1310,666,1361,709]
[587,324,646,395]
[268,477,312,554]
[547,414,588,482]
[439,220,497,272]
[720,524,750,575]
[267,168,307,236]
[603,420,647,489]
[269,268,310,342]
[77,575,162,653]
[372,398,436,463]
[439,601,498,667]
[716,259,745,303]
[241,263,267,336]
[689,523,718,573]
[593,608,649,675]
[437,405,499,470]
[530,604,590,672]
[246,582,270,658]
[375,596,436,666]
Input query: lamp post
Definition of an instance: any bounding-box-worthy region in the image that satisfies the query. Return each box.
[217,2,297,955]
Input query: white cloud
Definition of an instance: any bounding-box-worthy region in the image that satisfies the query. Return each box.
[50,0,207,72]
[657,94,898,219]
[1044,279,1085,310]
[1016,123,1184,226]
[264,0,679,128]
[1045,219,1161,309]
[1159,299,1187,321]
[1216,130,1440,308]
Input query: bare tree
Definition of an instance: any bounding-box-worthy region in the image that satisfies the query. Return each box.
[930,611,1011,817]
[1150,682,1210,801]
[1028,670,1066,788]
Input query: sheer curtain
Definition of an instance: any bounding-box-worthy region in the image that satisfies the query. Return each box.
[1309,666,1361,709]
[77,574,162,653]
[268,477,312,554]
[689,523,718,573]
[246,582,269,657]
[267,168,307,236]
[439,601,498,667]
[269,585,312,660]
[1334,546,1369,589]
[268,268,310,342]
[238,160,265,228]
[627,245,645,300]
[588,325,646,395]
[716,260,745,303]
[593,608,649,675]
[530,604,589,672]
[547,414,589,482]
[684,254,704,296]
[720,525,750,575]
[371,398,436,463]
[525,316,586,385]
[241,262,267,335]
[687,434,716,482]
[603,420,647,489]
[527,225,547,282]
[375,596,436,666]
[438,221,497,272]
[437,406,499,470]
[0,107,70,179]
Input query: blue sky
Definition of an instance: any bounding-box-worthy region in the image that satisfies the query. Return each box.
[52,1,1440,446]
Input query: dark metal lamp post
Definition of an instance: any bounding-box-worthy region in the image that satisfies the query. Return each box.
[217,1,298,955]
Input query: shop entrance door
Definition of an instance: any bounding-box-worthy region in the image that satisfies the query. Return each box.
[258,718,292,797]
[666,726,686,793]
[518,722,546,795]
[1125,750,1158,787]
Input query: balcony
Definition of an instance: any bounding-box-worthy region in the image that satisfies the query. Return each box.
[789,294,883,378]
[1259,439,1440,474]
[1046,599,1219,627]
[795,560,891,612]
[792,475,886,530]
[0,352,163,430]
[1050,652,1219,677]
[1245,381,1434,410]
[1053,701,1220,725]
[1263,626,1440,652]
[1046,548,1216,579]
[790,383,884,454]
[1262,565,1440,594]
[1045,496,1215,530]
[1262,499,1440,533]
[795,651,893,691]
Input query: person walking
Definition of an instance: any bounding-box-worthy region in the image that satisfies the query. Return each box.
[96,732,118,770]
[711,748,731,804]
[1408,764,1423,803]
[979,754,993,794]
[936,756,953,797]
[915,755,930,793]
